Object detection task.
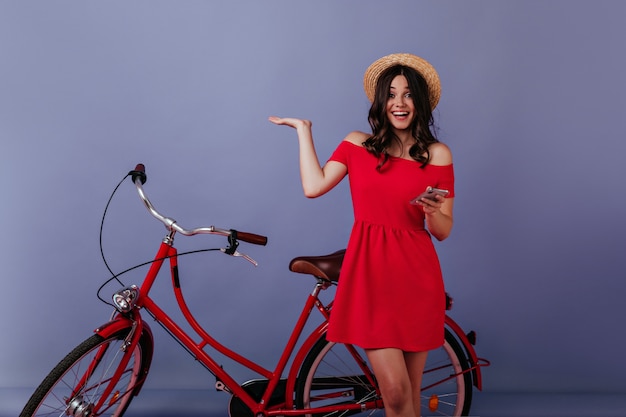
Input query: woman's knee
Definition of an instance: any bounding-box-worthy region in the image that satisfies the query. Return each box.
[379,379,413,413]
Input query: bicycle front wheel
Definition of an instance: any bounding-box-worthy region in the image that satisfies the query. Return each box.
[296,328,472,417]
[20,328,151,417]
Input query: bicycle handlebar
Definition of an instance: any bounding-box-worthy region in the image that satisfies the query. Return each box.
[128,164,268,246]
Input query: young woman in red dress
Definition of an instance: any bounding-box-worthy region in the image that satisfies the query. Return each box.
[270,53,454,417]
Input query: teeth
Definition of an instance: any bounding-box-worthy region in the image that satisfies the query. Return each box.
[393,112,408,116]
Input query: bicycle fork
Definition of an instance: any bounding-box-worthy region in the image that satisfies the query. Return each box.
[77,313,154,415]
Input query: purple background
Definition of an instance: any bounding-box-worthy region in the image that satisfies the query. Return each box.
[2,1,625,415]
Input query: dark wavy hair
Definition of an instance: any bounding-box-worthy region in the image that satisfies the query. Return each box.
[363,64,439,169]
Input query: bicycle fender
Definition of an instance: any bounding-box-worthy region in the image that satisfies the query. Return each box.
[95,315,134,336]
[94,315,155,395]
[94,314,155,360]
[445,316,483,390]
[285,321,329,409]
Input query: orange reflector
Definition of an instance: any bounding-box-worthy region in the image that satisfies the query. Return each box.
[109,391,120,406]
[428,394,439,412]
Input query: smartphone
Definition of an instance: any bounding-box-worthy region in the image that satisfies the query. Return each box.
[409,186,449,205]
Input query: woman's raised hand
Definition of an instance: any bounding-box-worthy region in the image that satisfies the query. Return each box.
[268,116,312,131]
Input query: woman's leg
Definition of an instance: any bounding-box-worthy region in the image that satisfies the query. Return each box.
[366,348,419,417]
[404,351,429,416]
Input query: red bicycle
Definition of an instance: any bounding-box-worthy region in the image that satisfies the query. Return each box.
[20,164,489,417]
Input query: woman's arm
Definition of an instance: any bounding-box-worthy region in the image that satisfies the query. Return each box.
[418,143,454,241]
[269,116,347,198]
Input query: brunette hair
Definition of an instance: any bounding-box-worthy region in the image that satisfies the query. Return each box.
[363,64,438,169]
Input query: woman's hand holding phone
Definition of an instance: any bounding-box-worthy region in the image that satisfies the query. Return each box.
[409,186,449,207]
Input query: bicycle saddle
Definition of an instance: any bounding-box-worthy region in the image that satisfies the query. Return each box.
[289,249,346,282]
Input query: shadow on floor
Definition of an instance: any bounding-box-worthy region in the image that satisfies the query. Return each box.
[4,388,626,416]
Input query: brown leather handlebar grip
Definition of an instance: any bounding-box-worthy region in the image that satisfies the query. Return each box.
[235,231,268,246]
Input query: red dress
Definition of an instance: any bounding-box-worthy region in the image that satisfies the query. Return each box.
[326,141,455,351]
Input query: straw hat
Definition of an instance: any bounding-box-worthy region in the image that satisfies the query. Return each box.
[363,53,441,109]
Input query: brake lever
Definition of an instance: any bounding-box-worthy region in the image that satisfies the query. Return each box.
[220,248,258,266]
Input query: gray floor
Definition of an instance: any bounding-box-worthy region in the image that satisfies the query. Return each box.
[4,388,626,416]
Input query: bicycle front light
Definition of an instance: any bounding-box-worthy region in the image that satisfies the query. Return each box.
[112,285,139,313]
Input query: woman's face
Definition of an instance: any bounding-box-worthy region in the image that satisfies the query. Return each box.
[386,74,415,132]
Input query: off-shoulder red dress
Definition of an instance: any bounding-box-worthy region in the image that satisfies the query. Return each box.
[326,140,455,352]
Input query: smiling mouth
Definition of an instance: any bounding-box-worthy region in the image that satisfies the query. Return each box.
[392,111,409,117]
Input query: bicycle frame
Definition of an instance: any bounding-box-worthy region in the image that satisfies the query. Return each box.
[94,235,381,417]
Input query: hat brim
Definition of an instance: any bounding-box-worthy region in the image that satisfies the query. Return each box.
[363,53,441,109]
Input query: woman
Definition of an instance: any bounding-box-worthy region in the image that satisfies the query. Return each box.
[269,53,454,417]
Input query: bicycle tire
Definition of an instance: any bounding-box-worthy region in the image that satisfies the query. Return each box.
[295,328,472,417]
[20,328,152,417]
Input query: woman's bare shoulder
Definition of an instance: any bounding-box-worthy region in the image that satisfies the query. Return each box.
[428,142,453,165]
[343,131,369,146]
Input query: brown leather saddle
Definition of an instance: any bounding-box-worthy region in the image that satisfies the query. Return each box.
[288,249,346,282]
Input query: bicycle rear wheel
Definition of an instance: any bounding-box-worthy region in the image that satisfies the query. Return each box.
[20,328,151,417]
[295,328,472,417]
